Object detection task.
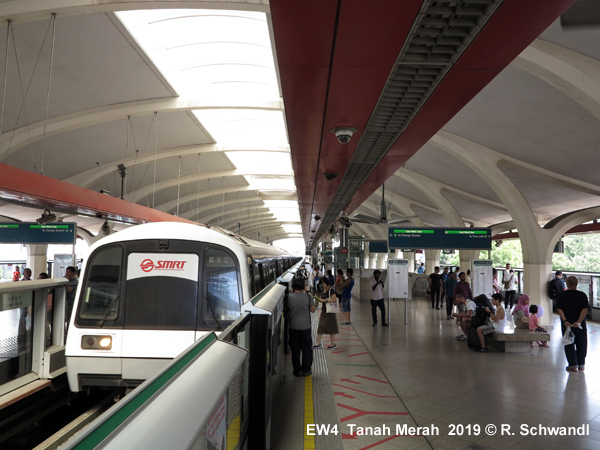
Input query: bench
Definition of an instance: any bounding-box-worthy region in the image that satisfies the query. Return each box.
[489,329,551,353]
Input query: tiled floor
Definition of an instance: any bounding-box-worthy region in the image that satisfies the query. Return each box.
[275,296,600,450]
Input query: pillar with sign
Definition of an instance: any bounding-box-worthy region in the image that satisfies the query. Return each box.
[388,259,409,324]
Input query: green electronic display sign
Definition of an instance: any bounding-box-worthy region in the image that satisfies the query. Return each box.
[388,227,491,250]
[0,223,76,244]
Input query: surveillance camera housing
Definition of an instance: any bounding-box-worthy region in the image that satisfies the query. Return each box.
[330,127,357,144]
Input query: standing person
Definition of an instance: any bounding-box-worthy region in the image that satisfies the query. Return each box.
[492,269,500,294]
[417,263,425,274]
[453,272,473,324]
[335,269,344,297]
[444,272,458,320]
[557,276,589,372]
[465,270,472,287]
[288,277,316,377]
[13,265,21,282]
[313,277,339,349]
[441,267,449,308]
[326,269,334,287]
[340,268,355,325]
[297,264,309,291]
[503,263,511,283]
[20,268,32,281]
[503,269,517,310]
[64,266,79,329]
[427,266,443,310]
[549,271,566,306]
[370,270,388,326]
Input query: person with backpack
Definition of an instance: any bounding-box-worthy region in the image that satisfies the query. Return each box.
[549,271,565,308]
[288,277,316,376]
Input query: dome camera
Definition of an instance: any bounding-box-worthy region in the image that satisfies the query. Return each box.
[331,127,357,144]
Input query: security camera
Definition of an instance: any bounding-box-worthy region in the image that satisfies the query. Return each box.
[338,216,352,228]
[330,127,357,144]
[101,221,111,236]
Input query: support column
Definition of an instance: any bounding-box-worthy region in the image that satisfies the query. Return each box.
[459,250,478,276]
[368,252,377,269]
[26,244,48,278]
[404,252,415,272]
[425,250,440,274]
[377,253,387,270]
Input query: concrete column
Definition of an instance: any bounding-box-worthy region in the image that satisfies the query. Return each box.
[404,252,415,272]
[26,244,48,278]
[367,252,377,269]
[425,249,440,274]
[459,250,478,276]
[377,253,387,269]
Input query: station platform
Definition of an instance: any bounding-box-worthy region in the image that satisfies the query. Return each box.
[274,297,600,450]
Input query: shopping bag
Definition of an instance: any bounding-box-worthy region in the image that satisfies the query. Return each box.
[562,327,575,346]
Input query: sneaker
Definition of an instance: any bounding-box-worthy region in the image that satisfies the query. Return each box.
[293,371,303,377]
[447,316,452,320]
[303,370,312,377]
[540,343,550,348]
[456,335,467,341]
[566,366,578,373]
[480,347,489,352]
[455,334,464,339]
[372,323,377,327]
[312,344,322,349]
[435,307,440,310]
[346,322,351,325]
[382,323,389,327]
[327,345,337,349]
[579,365,585,371]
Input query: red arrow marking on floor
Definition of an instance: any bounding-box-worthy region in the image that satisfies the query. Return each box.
[333,384,396,398]
[334,392,355,399]
[340,378,360,384]
[349,352,369,357]
[337,403,408,422]
[356,375,388,384]
[342,433,359,440]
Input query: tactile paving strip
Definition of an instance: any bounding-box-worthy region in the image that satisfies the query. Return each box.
[310,316,344,450]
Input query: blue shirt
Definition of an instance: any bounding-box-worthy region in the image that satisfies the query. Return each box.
[342,277,354,298]
[417,266,424,274]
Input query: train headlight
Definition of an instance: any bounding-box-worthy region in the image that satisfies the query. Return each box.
[81,335,112,350]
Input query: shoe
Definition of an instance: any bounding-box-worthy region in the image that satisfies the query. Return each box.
[382,323,388,326]
[312,344,322,349]
[455,334,464,339]
[346,322,351,325]
[372,323,377,327]
[293,371,303,377]
[456,335,466,341]
[447,316,452,320]
[579,365,585,371]
[540,343,550,348]
[480,347,489,352]
[327,345,337,349]
[303,370,312,377]
[566,366,578,372]
[435,307,440,310]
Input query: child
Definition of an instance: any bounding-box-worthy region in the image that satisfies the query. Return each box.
[529,305,549,347]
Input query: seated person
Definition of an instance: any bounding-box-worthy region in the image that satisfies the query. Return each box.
[529,304,549,347]
[512,294,530,328]
[477,293,506,352]
[452,294,475,342]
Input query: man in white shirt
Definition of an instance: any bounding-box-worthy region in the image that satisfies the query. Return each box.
[452,294,475,341]
[370,270,388,326]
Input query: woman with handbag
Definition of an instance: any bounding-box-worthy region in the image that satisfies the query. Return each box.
[313,277,339,349]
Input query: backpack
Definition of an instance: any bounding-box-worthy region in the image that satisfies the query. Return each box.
[548,278,558,300]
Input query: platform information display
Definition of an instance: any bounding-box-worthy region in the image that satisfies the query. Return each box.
[388,259,409,298]
[472,260,493,298]
[388,227,491,250]
[0,222,76,244]
[368,241,388,253]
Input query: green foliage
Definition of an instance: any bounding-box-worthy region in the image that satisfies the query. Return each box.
[491,240,523,268]
[439,252,460,266]
[552,234,600,272]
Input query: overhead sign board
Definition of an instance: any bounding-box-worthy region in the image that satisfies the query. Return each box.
[368,241,388,253]
[388,227,491,250]
[0,223,76,244]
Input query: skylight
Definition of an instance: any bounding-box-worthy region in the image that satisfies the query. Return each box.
[116,9,301,238]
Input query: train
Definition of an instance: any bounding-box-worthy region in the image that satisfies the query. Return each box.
[65,222,300,392]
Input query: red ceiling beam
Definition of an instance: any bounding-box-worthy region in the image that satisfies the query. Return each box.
[493,222,600,241]
[0,163,196,225]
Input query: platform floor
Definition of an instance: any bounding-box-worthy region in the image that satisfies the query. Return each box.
[273,297,600,450]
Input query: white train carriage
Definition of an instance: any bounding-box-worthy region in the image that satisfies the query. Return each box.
[66,222,298,392]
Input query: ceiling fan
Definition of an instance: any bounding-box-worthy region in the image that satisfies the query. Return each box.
[351,184,418,225]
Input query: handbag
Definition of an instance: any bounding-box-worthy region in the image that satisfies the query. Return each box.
[335,283,344,296]
[562,327,575,346]
[503,274,512,290]
[325,299,341,314]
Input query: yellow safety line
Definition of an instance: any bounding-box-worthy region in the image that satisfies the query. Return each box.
[304,375,315,449]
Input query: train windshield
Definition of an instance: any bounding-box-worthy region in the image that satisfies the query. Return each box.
[77,245,123,325]
[204,247,241,324]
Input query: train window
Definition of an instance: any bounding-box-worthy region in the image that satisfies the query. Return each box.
[203,247,241,323]
[76,245,122,326]
[124,252,199,330]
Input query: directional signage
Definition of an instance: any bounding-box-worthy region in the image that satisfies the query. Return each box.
[388,227,491,250]
[368,241,388,253]
[0,223,76,244]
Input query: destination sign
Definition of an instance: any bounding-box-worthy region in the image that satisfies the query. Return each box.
[0,223,76,244]
[388,227,491,250]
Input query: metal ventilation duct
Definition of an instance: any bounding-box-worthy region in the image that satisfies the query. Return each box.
[314,0,503,247]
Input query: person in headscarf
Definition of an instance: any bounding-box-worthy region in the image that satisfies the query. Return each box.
[512,294,530,328]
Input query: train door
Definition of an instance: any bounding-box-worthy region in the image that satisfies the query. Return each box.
[195,245,242,339]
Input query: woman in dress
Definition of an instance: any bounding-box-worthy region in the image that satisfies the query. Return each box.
[313,276,339,349]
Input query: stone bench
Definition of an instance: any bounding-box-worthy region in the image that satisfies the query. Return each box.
[489,329,551,353]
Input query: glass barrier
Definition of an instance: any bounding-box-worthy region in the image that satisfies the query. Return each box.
[0,290,33,385]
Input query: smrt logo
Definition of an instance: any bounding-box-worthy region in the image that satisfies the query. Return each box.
[140,259,187,273]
